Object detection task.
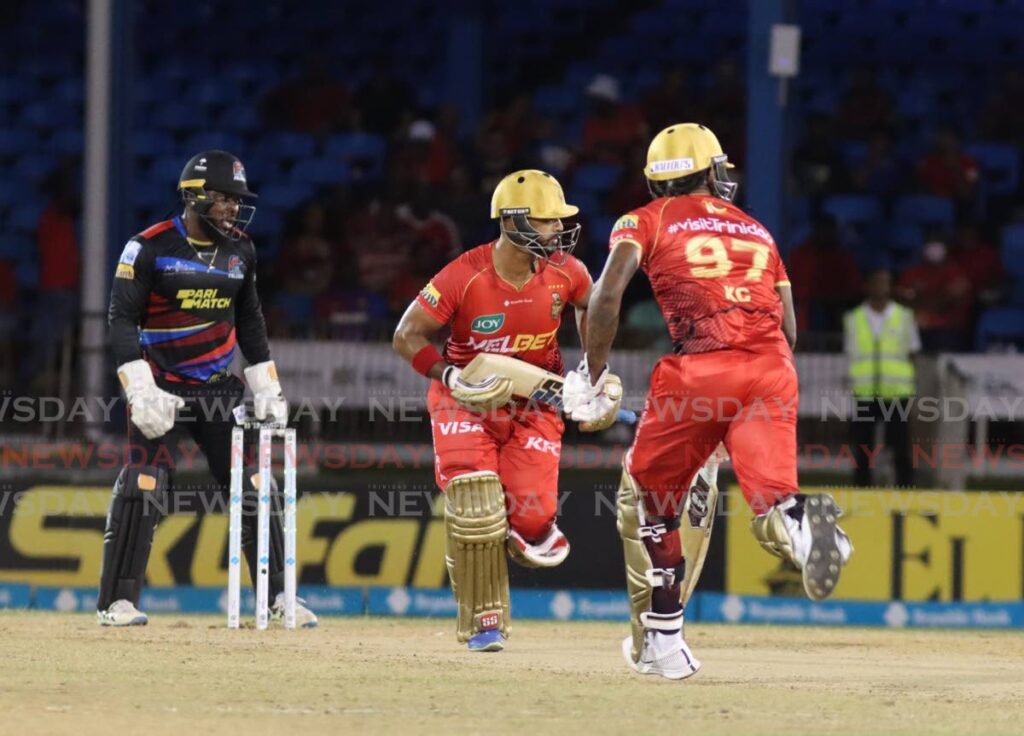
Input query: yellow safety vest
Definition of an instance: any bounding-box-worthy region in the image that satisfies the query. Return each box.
[845,304,915,399]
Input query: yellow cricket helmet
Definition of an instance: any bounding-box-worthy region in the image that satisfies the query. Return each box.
[490,169,579,219]
[644,123,738,201]
[491,169,581,260]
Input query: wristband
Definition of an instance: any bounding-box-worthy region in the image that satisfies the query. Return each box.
[411,344,444,377]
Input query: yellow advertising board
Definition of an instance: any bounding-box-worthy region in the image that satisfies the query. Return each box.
[726,488,1024,601]
[0,485,449,588]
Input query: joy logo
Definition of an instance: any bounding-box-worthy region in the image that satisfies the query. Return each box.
[471,313,505,334]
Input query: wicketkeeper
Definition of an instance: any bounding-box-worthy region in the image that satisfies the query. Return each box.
[98,150,316,627]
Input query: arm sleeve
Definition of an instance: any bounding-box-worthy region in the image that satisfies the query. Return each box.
[236,245,271,364]
[415,259,464,325]
[107,239,152,366]
[608,210,651,267]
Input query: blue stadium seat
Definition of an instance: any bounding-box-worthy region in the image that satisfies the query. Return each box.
[0,130,36,156]
[254,132,317,163]
[13,155,55,184]
[1000,224,1024,280]
[19,101,78,131]
[150,101,210,132]
[968,142,1019,195]
[8,202,45,234]
[184,132,245,156]
[0,77,35,104]
[148,154,188,183]
[975,308,1024,351]
[187,79,243,108]
[290,158,351,186]
[216,105,262,133]
[132,130,177,159]
[256,183,315,212]
[323,133,387,178]
[245,208,284,242]
[50,129,83,155]
[822,195,883,225]
[572,163,623,193]
[893,195,955,227]
[0,181,18,207]
[533,85,578,117]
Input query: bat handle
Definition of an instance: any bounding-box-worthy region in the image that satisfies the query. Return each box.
[617,409,638,425]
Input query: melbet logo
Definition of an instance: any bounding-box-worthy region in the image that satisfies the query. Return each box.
[176,288,231,309]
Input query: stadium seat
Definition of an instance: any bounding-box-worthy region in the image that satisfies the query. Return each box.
[0,130,37,157]
[13,155,56,184]
[290,158,352,187]
[822,195,883,225]
[893,195,955,227]
[1000,225,1024,280]
[8,202,45,234]
[254,132,316,163]
[572,163,623,193]
[150,101,210,132]
[131,130,177,159]
[975,308,1024,351]
[967,142,1019,195]
[255,183,315,212]
[324,133,387,178]
[184,132,245,156]
[50,129,83,155]
[19,101,79,131]
[216,105,262,133]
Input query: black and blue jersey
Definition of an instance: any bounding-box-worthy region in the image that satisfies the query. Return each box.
[107,216,269,384]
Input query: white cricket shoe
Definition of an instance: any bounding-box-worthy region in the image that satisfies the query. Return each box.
[271,592,319,628]
[622,630,701,681]
[97,599,148,627]
[772,494,854,601]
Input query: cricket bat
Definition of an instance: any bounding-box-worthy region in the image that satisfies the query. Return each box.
[460,353,637,424]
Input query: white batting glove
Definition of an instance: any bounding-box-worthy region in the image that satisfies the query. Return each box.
[118,359,185,440]
[563,357,623,431]
[244,360,288,425]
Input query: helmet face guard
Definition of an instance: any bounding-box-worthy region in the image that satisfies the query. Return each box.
[181,187,256,241]
[500,212,582,263]
[709,155,738,201]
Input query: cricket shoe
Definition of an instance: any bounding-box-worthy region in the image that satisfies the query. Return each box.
[270,593,319,628]
[97,599,148,627]
[467,628,506,652]
[622,628,701,681]
[754,494,854,601]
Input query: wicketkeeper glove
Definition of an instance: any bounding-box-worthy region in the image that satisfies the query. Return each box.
[117,359,185,440]
[244,360,288,425]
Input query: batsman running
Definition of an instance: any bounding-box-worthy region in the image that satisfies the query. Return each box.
[393,170,622,652]
[98,150,317,627]
[564,124,853,679]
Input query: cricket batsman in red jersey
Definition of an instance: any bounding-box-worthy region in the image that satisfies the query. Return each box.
[393,170,621,652]
[564,124,853,679]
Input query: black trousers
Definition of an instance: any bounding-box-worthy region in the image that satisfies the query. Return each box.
[97,376,285,610]
[850,397,914,488]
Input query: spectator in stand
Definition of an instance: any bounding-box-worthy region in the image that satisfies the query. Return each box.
[917,126,979,207]
[702,57,746,165]
[21,162,80,392]
[643,65,698,134]
[580,74,647,162]
[787,214,862,332]
[390,119,458,191]
[896,237,974,351]
[345,195,415,297]
[835,65,894,141]
[395,185,461,271]
[949,220,1004,308]
[354,58,414,137]
[793,114,846,197]
[278,201,337,298]
[848,130,900,198]
[258,52,350,135]
[977,69,1024,146]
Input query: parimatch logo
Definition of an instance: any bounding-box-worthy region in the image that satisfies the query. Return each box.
[177,288,231,309]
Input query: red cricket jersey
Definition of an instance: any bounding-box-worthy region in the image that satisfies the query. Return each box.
[416,241,591,374]
[609,195,791,357]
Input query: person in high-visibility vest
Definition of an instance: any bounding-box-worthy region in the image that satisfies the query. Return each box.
[843,268,920,487]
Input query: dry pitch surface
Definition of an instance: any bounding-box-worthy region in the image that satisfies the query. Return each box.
[2,613,1023,736]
